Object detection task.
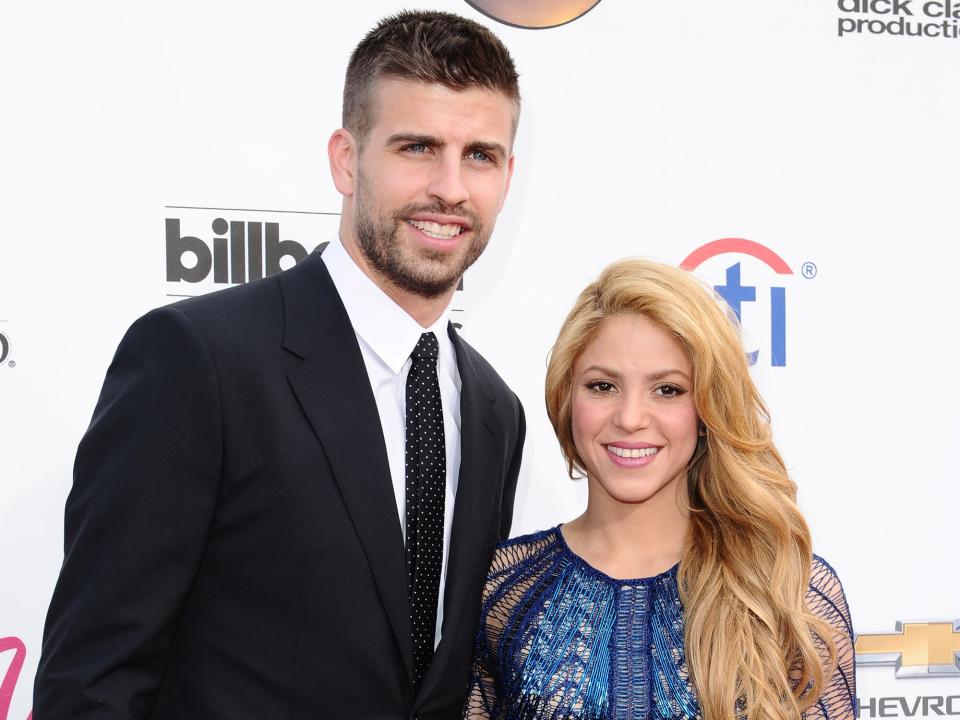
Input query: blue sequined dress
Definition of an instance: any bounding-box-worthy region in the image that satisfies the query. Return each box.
[465,527,856,720]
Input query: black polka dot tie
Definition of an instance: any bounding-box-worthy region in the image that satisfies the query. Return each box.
[404,331,446,689]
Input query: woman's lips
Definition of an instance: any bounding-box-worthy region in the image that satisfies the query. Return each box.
[605,443,660,467]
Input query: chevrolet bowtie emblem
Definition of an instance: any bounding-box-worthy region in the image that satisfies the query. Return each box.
[855,620,960,677]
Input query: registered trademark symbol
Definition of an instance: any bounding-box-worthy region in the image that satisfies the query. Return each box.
[8,360,15,368]
[801,261,818,279]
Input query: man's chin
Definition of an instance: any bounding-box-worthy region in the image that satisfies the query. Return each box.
[390,269,461,300]
[390,251,467,295]
[358,230,479,299]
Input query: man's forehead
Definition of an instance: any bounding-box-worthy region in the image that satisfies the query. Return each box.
[369,75,512,102]
[366,77,517,144]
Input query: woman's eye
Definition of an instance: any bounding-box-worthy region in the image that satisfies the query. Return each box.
[586,380,616,394]
[654,384,685,398]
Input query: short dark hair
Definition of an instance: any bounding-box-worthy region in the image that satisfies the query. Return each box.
[343,10,520,146]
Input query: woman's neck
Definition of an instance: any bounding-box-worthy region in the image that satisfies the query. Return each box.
[562,477,689,580]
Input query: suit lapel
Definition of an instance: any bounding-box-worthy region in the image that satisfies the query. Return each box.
[415,326,503,706]
[280,253,412,680]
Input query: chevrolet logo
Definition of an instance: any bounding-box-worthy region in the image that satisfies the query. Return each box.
[855,620,960,677]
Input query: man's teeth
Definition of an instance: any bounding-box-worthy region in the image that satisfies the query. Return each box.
[407,219,463,239]
[607,446,658,459]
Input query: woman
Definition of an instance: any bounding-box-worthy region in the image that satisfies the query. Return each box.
[465,259,855,720]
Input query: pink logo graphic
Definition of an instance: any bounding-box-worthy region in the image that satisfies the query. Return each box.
[680,237,793,275]
[0,637,32,720]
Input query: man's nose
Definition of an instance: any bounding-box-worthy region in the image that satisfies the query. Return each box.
[426,152,470,206]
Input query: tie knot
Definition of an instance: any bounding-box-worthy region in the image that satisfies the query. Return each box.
[411,332,440,364]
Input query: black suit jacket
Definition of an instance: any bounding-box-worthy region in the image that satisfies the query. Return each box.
[34,251,525,719]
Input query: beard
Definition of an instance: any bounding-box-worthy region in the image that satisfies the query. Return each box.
[353,172,491,299]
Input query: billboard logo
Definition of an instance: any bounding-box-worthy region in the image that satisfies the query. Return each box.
[680,238,796,368]
[163,206,470,322]
[856,620,960,677]
[166,218,327,285]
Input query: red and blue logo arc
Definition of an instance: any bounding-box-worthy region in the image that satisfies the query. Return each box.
[680,238,792,367]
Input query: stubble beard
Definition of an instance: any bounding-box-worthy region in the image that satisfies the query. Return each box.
[353,172,491,299]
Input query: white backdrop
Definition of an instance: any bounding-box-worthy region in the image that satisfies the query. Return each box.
[2,1,958,718]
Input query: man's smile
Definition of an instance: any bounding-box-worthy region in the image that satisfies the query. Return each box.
[405,218,465,239]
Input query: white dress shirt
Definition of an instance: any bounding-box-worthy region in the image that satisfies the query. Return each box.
[322,236,461,648]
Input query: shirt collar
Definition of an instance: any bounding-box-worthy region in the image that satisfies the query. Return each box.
[322,236,455,375]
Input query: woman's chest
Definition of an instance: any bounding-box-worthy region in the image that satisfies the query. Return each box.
[495,562,701,720]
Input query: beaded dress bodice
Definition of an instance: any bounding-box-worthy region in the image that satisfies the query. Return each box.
[465,527,856,720]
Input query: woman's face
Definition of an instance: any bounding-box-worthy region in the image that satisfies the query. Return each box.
[571,313,700,506]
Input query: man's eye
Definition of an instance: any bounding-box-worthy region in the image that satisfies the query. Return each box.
[654,384,685,398]
[468,149,491,163]
[586,380,616,394]
[404,143,429,154]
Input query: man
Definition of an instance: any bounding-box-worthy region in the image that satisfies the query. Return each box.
[34,11,524,719]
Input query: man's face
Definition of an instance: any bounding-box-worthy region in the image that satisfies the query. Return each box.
[349,78,516,299]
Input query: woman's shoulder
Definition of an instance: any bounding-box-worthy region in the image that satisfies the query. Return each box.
[808,554,858,719]
[497,526,561,550]
[488,526,563,574]
[807,553,854,637]
[809,554,846,596]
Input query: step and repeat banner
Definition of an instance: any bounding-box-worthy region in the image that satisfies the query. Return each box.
[1,1,958,717]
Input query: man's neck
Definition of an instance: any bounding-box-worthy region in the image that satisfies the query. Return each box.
[338,235,454,329]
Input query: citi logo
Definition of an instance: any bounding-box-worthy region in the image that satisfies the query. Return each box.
[166,218,326,285]
[681,238,803,368]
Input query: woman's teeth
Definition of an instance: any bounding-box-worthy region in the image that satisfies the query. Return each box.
[607,446,658,458]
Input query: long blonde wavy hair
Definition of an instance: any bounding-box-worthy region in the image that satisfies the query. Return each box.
[545,258,835,720]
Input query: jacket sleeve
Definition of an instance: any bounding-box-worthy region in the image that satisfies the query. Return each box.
[497,395,525,541]
[34,306,223,719]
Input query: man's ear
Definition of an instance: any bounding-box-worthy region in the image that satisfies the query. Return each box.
[328,128,358,196]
